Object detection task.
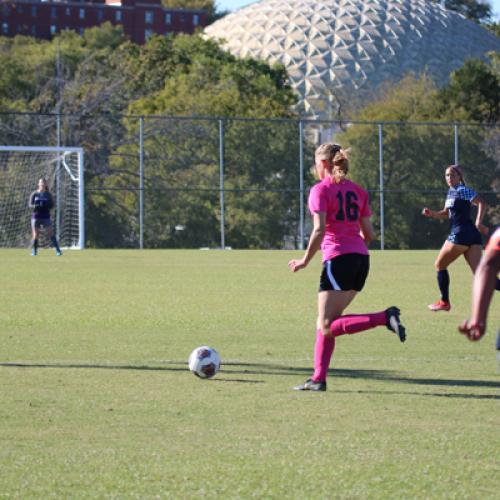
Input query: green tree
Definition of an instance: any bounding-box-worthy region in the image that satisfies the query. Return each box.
[436,59,500,123]
[432,0,493,23]
[336,74,497,249]
[485,21,500,36]
[489,50,500,75]
[90,33,301,248]
[161,0,226,23]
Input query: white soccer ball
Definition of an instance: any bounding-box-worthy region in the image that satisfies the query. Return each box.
[188,346,221,379]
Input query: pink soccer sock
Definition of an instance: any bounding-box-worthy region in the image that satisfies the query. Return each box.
[330,311,387,337]
[312,329,336,382]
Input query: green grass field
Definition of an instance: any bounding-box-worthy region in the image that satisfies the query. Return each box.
[1,249,498,498]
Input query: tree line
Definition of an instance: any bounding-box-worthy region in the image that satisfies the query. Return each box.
[0,17,498,248]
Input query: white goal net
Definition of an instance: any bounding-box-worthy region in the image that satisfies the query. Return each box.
[0,146,84,249]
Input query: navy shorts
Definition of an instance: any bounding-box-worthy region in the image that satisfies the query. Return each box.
[319,253,370,292]
[31,218,52,230]
[447,224,482,246]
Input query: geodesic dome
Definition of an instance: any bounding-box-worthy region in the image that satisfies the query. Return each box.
[205,0,500,118]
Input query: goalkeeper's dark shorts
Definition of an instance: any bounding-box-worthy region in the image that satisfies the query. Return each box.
[31,218,52,230]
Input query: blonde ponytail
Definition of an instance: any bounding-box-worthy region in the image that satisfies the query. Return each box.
[332,149,349,182]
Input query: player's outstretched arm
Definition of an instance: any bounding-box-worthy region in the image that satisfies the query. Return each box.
[28,191,36,208]
[288,212,325,273]
[422,207,448,219]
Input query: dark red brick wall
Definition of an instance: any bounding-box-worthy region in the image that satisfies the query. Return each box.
[1,0,207,43]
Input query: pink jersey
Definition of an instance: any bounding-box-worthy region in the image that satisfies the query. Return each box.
[308,178,372,261]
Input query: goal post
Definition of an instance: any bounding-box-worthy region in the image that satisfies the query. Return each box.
[0,146,85,249]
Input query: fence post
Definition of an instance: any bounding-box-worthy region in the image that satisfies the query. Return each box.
[378,123,385,251]
[139,116,144,249]
[299,119,305,250]
[55,41,62,242]
[454,123,459,165]
[56,113,61,241]
[219,119,225,250]
[78,148,85,250]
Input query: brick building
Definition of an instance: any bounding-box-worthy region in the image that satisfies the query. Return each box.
[0,0,207,44]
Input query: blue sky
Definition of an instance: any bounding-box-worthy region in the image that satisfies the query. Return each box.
[216,0,500,21]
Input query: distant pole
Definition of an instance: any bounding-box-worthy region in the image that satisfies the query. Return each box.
[219,119,225,250]
[78,149,85,249]
[378,124,385,251]
[454,123,459,165]
[139,117,144,249]
[56,114,61,240]
[56,39,62,241]
[299,120,305,250]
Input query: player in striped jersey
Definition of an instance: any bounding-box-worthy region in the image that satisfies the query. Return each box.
[422,165,491,312]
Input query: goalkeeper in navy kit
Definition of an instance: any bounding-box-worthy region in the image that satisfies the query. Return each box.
[29,178,62,256]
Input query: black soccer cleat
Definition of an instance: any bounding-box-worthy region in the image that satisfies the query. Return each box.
[386,306,406,343]
[293,378,327,392]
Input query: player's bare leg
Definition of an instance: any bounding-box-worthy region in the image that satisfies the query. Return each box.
[46,226,62,256]
[463,244,482,274]
[428,241,466,311]
[31,225,39,256]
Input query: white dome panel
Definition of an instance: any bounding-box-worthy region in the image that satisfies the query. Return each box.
[205,0,500,118]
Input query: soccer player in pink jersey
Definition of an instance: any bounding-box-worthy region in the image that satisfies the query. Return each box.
[288,143,406,392]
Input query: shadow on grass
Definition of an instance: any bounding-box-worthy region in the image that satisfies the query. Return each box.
[0,361,187,372]
[2,360,498,391]
[335,389,499,400]
[222,362,500,392]
[0,361,268,384]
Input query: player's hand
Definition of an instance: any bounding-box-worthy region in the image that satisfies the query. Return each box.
[288,258,307,273]
[476,223,488,235]
[458,320,486,341]
[422,207,431,217]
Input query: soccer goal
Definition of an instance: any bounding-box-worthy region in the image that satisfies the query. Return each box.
[0,146,84,249]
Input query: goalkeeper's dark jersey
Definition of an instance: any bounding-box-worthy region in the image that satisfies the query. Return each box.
[29,191,54,220]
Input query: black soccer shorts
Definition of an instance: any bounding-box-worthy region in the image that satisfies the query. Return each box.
[319,253,370,292]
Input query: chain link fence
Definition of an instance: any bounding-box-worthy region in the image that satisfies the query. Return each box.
[0,112,498,249]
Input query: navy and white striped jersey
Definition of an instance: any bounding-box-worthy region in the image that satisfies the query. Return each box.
[444,184,477,229]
